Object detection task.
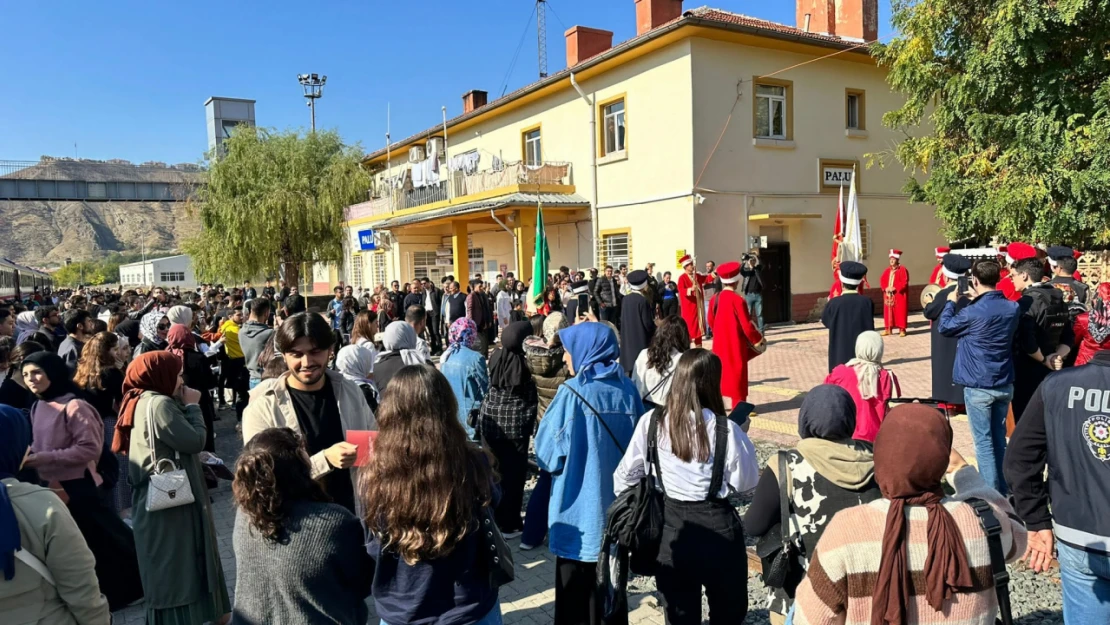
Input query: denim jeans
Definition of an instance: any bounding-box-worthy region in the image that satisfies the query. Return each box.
[1058,541,1110,625]
[744,293,764,333]
[382,601,502,625]
[963,385,1013,495]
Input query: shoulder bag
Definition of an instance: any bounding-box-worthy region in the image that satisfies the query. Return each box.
[967,498,1013,625]
[640,368,675,410]
[144,396,196,512]
[756,452,801,589]
[477,503,516,588]
[603,405,665,576]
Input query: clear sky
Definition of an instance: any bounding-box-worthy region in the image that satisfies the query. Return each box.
[2,0,893,165]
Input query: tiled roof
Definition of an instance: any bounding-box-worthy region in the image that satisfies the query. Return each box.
[372,192,589,229]
[366,6,864,162]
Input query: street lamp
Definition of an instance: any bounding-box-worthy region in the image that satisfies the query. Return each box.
[297,73,327,132]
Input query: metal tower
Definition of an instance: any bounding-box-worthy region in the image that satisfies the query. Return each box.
[537,0,548,78]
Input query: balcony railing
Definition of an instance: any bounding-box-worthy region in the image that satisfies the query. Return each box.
[346,160,572,222]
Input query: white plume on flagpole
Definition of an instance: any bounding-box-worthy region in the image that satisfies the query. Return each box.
[841,169,863,262]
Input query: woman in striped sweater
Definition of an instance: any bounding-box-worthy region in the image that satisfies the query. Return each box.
[792,403,1027,625]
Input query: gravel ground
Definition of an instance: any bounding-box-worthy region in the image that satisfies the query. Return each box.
[529,440,1064,624]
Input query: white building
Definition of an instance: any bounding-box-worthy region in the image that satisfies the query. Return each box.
[119,254,197,288]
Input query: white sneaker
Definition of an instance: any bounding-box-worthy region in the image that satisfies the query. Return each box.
[519,542,537,551]
[503,530,522,539]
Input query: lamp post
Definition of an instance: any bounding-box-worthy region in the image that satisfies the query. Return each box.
[297,73,327,132]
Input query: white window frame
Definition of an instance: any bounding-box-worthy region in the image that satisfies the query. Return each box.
[523,129,542,167]
[349,252,363,291]
[468,247,485,277]
[371,253,387,289]
[412,251,438,281]
[602,100,626,155]
[600,232,631,269]
[755,84,787,139]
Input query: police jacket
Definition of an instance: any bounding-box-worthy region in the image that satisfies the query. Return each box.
[1005,350,1110,554]
[1015,283,1072,357]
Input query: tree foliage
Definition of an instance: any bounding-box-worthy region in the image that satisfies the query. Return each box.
[52,262,107,287]
[876,0,1110,246]
[184,127,370,285]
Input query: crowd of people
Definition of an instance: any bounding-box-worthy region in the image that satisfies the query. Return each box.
[0,237,1102,625]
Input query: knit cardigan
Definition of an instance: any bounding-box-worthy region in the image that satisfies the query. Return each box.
[793,466,1027,625]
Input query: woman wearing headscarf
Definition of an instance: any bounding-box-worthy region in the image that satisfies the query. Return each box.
[439,318,488,439]
[14,311,38,345]
[791,404,1027,625]
[373,321,429,393]
[335,343,378,413]
[519,313,571,550]
[118,352,231,625]
[0,404,111,624]
[824,331,901,443]
[165,305,193,328]
[744,385,882,624]
[22,352,143,611]
[167,324,218,453]
[479,320,539,536]
[0,340,44,414]
[1073,282,1110,366]
[534,322,643,625]
[134,311,169,358]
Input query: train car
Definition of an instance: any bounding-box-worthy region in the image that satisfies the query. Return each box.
[0,259,54,303]
[0,258,20,302]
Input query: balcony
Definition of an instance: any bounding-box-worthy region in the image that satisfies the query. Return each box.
[346,160,573,223]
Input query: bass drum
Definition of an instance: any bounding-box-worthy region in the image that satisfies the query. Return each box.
[920,283,942,308]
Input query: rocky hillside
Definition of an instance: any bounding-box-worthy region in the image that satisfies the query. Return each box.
[0,199,199,265]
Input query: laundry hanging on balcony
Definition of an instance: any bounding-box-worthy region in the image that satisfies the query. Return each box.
[449,152,481,175]
[412,155,441,189]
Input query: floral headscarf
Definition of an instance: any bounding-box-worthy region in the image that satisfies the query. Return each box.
[442,318,478,364]
[1088,282,1110,344]
[140,311,168,347]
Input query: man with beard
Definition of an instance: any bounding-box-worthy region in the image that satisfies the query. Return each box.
[242,312,376,513]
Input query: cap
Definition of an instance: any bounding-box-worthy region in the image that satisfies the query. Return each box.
[626,270,649,290]
[570,280,590,295]
[679,254,694,267]
[889,249,903,259]
[716,261,742,284]
[1006,242,1037,265]
[941,254,972,279]
[839,261,867,285]
[1047,245,1074,268]
[935,246,950,258]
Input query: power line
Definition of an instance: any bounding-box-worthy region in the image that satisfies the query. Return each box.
[499,4,538,98]
[546,0,569,33]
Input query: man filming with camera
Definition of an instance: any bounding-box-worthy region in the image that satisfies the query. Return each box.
[740,251,764,332]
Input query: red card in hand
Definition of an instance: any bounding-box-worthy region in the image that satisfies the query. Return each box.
[345,430,378,467]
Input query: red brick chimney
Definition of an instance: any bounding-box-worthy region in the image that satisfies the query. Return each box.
[796,0,877,41]
[635,0,683,36]
[565,26,614,67]
[462,90,488,114]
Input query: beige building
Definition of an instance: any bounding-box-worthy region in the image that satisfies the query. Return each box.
[344,0,945,322]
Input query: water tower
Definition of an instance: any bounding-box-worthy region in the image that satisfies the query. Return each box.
[205,97,256,155]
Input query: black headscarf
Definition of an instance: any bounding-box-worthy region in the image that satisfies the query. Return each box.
[115,318,141,348]
[21,351,79,401]
[797,384,856,440]
[489,321,532,389]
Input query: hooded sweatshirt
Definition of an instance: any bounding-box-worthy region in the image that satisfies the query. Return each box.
[238,320,274,381]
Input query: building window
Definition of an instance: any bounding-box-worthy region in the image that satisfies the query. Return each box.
[412,251,438,281]
[468,247,485,278]
[158,272,185,282]
[522,126,542,166]
[860,219,871,260]
[599,230,631,269]
[846,89,866,130]
[371,253,387,288]
[349,253,363,290]
[753,77,793,141]
[601,98,626,156]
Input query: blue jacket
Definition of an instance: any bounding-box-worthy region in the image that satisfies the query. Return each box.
[440,347,488,439]
[938,290,1021,389]
[534,374,643,562]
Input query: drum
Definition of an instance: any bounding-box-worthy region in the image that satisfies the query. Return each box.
[920,283,942,308]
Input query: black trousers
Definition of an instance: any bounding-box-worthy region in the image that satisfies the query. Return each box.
[556,557,607,625]
[220,356,249,421]
[655,498,748,625]
[661,298,678,319]
[1012,358,1050,423]
[487,437,529,533]
[427,313,442,354]
[199,392,216,452]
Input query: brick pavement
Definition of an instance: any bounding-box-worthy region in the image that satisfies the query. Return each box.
[112,316,953,625]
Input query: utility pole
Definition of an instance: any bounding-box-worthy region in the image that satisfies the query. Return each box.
[537,0,548,78]
[298,73,327,132]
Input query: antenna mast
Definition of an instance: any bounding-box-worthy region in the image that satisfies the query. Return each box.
[536,0,548,78]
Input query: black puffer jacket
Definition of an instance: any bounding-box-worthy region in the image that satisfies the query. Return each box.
[524,337,570,419]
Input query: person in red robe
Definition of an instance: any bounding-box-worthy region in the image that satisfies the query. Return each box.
[880,249,910,336]
[999,242,1037,301]
[928,246,950,287]
[677,254,709,345]
[707,261,763,407]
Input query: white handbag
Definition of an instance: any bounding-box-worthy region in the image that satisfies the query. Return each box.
[144,397,196,512]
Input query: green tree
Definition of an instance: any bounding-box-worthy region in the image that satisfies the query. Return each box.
[184,127,369,285]
[876,0,1110,246]
[52,262,106,287]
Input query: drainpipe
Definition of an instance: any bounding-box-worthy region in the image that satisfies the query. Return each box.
[570,72,599,269]
[490,210,519,274]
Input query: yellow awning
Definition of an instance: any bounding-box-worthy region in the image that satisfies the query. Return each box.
[748,213,823,223]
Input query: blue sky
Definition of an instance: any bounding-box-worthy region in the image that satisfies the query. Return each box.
[2,0,892,164]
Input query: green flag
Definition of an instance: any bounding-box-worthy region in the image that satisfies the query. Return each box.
[531,203,550,308]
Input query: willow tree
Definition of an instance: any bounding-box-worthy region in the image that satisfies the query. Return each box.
[185,127,369,286]
[876,0,1110,246]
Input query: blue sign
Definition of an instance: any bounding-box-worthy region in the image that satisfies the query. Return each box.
[357,229,376,251]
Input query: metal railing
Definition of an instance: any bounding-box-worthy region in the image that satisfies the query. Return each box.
[346,160,573,221]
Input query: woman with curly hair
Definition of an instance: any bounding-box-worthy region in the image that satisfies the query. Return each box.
[362,364,503,625]
[632,315,691,409]
[74,331,128,512]
[232,427,373,625]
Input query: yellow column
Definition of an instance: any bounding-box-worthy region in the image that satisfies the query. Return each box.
[451,220,470,284]
[514,209,536,283]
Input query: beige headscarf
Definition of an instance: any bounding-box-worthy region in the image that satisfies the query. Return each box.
[847,330,884,400]
[166,305,193,327]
